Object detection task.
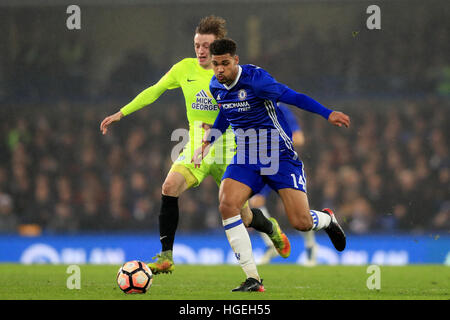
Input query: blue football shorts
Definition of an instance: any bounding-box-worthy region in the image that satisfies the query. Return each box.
[222,156,307,195]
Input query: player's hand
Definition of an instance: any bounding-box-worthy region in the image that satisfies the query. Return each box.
[191,142,211,168]
[328,111,350,128]
[100,111,124,135]
[198,122,212,131]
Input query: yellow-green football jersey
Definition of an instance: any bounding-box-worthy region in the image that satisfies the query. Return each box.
[120,58,234,166]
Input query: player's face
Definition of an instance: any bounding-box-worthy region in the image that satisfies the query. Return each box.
[211,54,239,85]
[194,33,216,68]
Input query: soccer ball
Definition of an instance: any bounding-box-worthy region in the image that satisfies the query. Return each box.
[117,260,153,294]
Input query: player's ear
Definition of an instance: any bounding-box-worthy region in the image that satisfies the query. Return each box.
[234,55,239,65]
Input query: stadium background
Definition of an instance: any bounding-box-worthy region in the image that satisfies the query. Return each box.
[0,0,448,265]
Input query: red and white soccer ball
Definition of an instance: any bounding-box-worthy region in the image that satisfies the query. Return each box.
[117,260,153,294]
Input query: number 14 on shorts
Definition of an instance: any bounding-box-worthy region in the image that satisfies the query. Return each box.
[291,173,306,190]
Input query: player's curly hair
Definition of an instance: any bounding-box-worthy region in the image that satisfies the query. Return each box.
[195,15,227,39]
[209,38,237,56]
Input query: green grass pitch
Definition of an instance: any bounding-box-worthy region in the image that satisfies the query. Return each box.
[0,264,448,300]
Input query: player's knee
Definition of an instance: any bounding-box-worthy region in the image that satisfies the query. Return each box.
[219,200,240,219]
[162,179,181,197]
[219,201,232,215]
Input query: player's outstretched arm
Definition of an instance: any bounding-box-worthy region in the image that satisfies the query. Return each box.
[100,111,124,135]
[100,64,181,135]
[278,88,332,119]
[278,88,350,128]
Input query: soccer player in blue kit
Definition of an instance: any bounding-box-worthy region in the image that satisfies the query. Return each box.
[193,38,350,292]
[251,103,318,266]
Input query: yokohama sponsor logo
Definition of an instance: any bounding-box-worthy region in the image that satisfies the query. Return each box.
[220,101,250,109]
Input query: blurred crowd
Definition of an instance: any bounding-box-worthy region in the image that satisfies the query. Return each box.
[0,96,448,235]
[297,96,449,234]
[1,2,449,102]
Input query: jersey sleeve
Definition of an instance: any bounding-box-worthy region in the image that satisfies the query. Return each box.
[252,68,289,101]
[120,62,182,116]
[278,87,332,119]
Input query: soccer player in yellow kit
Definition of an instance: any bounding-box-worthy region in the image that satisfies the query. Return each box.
[100,16,290,288]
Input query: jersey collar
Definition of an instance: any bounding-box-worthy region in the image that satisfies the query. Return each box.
[223,65,242,91]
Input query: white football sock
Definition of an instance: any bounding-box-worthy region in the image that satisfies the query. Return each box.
[310,210,331,231]
[223,215,260,281]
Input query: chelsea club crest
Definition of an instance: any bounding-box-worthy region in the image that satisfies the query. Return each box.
[238,89,247,101]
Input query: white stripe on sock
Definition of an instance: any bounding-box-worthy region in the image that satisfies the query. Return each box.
[310,210,331,231]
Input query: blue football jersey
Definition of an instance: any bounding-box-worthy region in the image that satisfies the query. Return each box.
[210,64,298,162]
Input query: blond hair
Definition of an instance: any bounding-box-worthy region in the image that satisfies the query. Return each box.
[195,15,227,39]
